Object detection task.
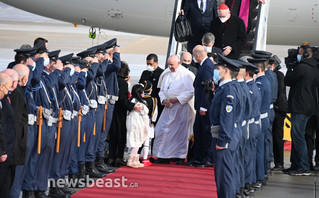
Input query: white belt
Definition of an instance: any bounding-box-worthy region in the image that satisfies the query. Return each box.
[248,118,255,124]
[89,99,98,109]
[210,125,221,138]
[242,120,247,127]
[42,108,53,120]
[63,110,72,121]
[255,121,260,124]
[260,112,268,119]
[48,116,58,127]
[270,104,274,109]
[28,114,37,125]
[72,110,78,118]
[97,95,107,105]
[82,105,89,115]
[234,123,238,128]
[108,95,119,105]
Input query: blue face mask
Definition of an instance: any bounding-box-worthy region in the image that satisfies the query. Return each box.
[70,67,75,76]
[297,54,302,62]
[213,69,221,85]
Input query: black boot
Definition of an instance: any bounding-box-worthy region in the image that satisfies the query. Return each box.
[23,191,35,198]
[85,161,106,178]
[48,187,70,198]
[78,164,86,179]
[96,157,115,173]
[34,191,48,198]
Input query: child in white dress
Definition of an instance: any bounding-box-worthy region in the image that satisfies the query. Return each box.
[126,84,149,168]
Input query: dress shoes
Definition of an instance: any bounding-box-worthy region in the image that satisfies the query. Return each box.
[272,165,284,171]
[186,159,201,166]
[151,158,170,164]
[313,164,319,171]
[23,191,35,198]
[194,161,214,168]
[282,167,296,174]
[254,181,262,191]
[85,161,106,178]
[96,157,115,173]
[60,186,76,195]
[114,158,127,167]
[34,191,48,198]
[48,187,70,198]
[175,158,187,165]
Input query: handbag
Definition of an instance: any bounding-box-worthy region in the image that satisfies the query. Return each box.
[174,15,193,42]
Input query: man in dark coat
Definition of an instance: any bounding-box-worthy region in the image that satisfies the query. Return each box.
[191,45,215,167]
[284,46,319,176]
[181,0,218,52]
[0,70,17,198]
[139,54,164,123]
[211,4,247,60]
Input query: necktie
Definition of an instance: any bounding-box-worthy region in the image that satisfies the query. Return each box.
[200,0,204,13]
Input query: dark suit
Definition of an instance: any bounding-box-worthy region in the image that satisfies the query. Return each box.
[183,0,218,52]
[139,67,164,123]
[0,96,16,197]
[211,15,247,59]
[193,58,215,163]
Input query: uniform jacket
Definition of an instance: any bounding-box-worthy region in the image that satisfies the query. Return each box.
[285,58,319,116]
[211,14,247,59]
[104,52,121,96]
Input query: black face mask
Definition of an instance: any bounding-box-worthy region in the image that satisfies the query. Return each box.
[182,62,191,68]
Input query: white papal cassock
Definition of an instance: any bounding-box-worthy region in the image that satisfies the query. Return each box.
[153,65,195,159]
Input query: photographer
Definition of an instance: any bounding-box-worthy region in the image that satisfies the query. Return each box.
[284,45,319,176]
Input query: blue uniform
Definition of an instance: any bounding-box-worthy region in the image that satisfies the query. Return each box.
[209,80,242,198]
[245,79,261,185]
[255,74,271,182]
[85,63,100,162]
[265,69,278,173]
[236,79,253,193]
[98,53,121,157]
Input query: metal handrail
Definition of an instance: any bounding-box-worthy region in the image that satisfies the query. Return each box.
[253,0,271,51]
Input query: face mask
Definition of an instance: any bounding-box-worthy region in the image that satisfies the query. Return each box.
[43,58,50,66]
[147,66,155,72]
[182,62,191,68]
[32,61,36,70]
[219,16,228,23]
[213,69,221,84]
[70,67,75,76]
[297,54,302,62]
[203,45,212,53]
[193,57,198,63]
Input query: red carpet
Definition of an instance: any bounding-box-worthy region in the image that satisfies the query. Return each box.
[72,164,217,198]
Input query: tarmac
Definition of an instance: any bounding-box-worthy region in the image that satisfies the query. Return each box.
[0,2,316,198]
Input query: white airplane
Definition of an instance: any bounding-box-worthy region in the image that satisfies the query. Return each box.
[0,0,318,46]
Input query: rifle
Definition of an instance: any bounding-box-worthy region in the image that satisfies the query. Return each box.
[77,108,83,147]
[102,99,108,131]
[37,106,43,154]
[56,108,63,153]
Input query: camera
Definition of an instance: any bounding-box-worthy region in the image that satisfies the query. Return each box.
[201,80,213,91]
[285,48,298,69]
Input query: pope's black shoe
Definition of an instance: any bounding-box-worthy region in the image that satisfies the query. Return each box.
[194,161,214,168]
[151,157,170,164]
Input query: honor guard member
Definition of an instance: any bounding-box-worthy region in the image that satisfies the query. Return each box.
[247,57,271,190]
[209,54,242,198]
[234,60,253,197]
[102,39,123,166]
[70,59,91,181]
[139,53,164,124]
[252,50,278,178]
[241,61,261,196]
[8,46,36,69]
[88,41,116,173]
[29,41,64,197]
[77,49,106,178]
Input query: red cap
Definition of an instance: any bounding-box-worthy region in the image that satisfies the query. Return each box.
[218,4,229,10]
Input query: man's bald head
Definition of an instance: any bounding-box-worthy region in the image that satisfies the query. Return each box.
[193,45,207,63]
[180,51,192,64]
[167,55,180,72]
[13,64,30,87]
[2,69,19,91]
[0,73,12,99]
